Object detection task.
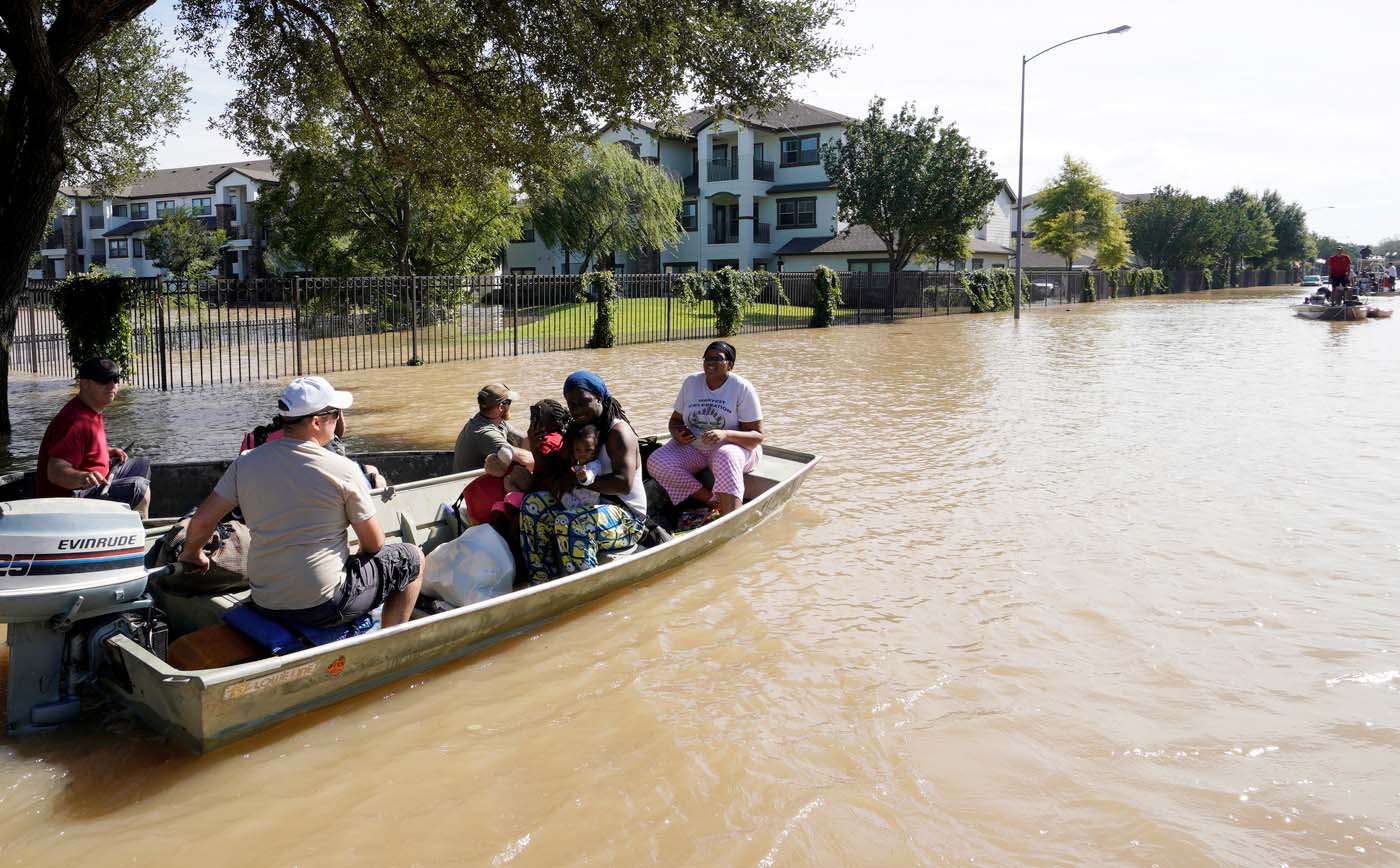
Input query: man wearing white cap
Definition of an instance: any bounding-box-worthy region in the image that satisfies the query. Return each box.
[179,376,422,629]
[452,381,535,473]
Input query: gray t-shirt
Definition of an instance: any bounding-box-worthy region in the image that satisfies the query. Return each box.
[453,412,521,472]
[213,437,377,610]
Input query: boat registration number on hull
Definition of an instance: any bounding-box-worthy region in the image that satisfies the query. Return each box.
[223,662,320,700]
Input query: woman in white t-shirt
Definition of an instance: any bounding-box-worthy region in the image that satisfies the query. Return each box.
[647,340,764,517]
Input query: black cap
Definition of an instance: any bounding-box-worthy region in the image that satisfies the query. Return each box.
[77,358,122,382]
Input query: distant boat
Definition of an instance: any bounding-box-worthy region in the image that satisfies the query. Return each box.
[1294,302,1368,321]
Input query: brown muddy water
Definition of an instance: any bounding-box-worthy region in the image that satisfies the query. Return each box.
[2,286,1399,865]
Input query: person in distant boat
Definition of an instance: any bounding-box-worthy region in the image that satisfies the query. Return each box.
[518,371,646,584]
[453,382,535,473]
[179,376,422,629]
[1327,247,1352,302]
[1387,263,1397,290]
[35,357,151,517]
[647,340,764,518]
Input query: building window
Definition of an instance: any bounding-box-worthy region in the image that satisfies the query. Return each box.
[510,267,535,275]
[130,202,149,220]
[619,140,640,158]
[108,239,129,258]
[131,238,144,259]
[156,200,176,218]
[191,197,212,216]
[512,222,535,244]
[976,223,987,240]
[847,259,890,273]
[665,262,698,274]
[113,204,128,218]
[87,214,104,230]
[780,134,820,166]
[971,258,984,270]
[679,201,697,231]
[777,197,817,229]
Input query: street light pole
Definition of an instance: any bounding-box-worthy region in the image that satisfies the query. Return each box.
[1014,24,1131,320]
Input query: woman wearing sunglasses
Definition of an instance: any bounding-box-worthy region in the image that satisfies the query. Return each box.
[647,340,764,518]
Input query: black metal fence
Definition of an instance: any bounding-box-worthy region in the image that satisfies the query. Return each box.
[12,267,1295,390]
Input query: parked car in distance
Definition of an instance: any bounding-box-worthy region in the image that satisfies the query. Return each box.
[1301,275,1324,289]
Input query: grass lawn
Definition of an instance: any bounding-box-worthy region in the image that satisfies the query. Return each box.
[503,297,818,341]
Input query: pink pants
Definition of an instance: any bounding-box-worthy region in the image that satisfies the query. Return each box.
[647,440,760,504]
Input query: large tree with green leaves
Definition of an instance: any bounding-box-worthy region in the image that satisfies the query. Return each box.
[1122,186,1221,270]
[529,143,684,273]
[0,6,189,432]
[1212,188,1275,285]
[145,206,227,279]
[1029,156,1130,270]
[822,98,1001,312]
[1255,190,1310,267]
[258,135,519,276]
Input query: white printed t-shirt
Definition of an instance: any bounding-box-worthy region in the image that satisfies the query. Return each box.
[674,372,762,452]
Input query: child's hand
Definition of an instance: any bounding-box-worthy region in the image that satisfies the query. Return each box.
[574,464,588,482]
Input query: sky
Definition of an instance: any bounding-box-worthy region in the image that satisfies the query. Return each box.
[149,0,1397,244]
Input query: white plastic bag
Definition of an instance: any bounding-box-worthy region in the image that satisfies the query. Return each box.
[421,524,515,607]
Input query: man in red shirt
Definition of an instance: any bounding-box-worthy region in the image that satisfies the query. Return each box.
[1327,246,1352,302]
[36,357,151,516]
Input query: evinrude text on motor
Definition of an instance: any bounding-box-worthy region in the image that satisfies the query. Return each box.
[1,498,179,735]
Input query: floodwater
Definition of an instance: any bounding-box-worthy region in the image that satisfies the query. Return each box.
[3,286,1400,865]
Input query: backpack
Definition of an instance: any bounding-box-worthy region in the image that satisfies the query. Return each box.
[154,515,252,594]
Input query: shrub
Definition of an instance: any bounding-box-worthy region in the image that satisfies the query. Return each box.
[1108,268,1120,298]
[51,272,140,373]
[671,269,787,336]
[1080,270,1097,302]
[578,270,619,348]
[810,265,840,328]
[1200,268,1214,291]
[959,269,1016,313]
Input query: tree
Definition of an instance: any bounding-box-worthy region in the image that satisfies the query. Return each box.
[3,0,844,433]
[145,207,227,279]
[0,6,189,431]
[1029,156,1130,270]
[258,135,519,276]
[530,143,684,273]
[1122,186,1220,269]
[822,98,1001,313]
[1314,235,1359,260]
[1256,190,1310,266]
[1213,188,1275,286]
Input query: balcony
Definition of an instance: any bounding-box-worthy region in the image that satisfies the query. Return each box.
[41,231,64,249]
[754,222,771,244]
[90,254,106,266]
[708,223,740,245]
[707,159,738,182]
[754,159,775,182]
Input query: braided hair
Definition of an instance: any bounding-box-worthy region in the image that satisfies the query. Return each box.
[529,398,570,435]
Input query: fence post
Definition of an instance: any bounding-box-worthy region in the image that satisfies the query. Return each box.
[408,276,421,365]
[25,287,39,373]
[293,277,304,376]
[665,273,673,341]
[155,281,170,391]
[510,274,520,357]
[856,273,863,325]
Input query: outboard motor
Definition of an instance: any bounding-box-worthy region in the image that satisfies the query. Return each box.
[1,498,172,736]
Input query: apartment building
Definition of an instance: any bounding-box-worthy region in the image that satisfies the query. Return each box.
[29,159,278,280]
[503,99,1014,276]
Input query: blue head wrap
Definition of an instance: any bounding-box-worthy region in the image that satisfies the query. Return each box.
[563,370,609,402]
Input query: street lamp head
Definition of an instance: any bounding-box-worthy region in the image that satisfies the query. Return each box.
[1107,24,1131,34]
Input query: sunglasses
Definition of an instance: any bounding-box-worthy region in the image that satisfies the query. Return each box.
[499,399,513,407]
[702,355,729,363]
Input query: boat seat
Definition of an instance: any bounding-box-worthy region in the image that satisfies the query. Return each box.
[224,606,374,655]
[156,587,251,636]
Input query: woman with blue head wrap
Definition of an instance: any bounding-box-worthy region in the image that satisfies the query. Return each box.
[518,370,647,583]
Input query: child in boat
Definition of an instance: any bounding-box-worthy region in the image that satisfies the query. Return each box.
[560,421,605,510]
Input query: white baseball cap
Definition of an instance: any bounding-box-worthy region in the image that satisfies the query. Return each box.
[277,376,354,418]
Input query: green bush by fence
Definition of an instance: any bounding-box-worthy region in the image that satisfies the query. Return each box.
[810,266,840,328]
[959,268,1023,313]
[50,272,140,372]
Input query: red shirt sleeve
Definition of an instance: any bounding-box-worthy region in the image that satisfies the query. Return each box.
[37,401,108,495]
